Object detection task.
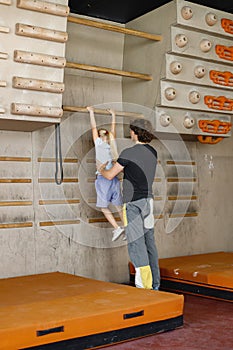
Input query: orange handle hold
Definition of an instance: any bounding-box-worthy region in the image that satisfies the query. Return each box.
[215,45,233,61]
[198,119,232,134]
[204,95,233,111]
[221,18,233,34]
[209,70,233,87]
[197,135,223,144]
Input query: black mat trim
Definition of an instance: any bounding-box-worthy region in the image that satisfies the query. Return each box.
[160,279,233,302]
[21,315,183,350]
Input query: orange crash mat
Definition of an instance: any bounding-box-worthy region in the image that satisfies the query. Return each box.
[0,272,184,350]
[159,252,233,302]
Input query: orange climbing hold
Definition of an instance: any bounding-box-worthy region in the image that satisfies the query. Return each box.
[221,18,233,35]
[215,45,233,61]
[204,95,233,111]
[198,119,232,134]
[197,135,223,144]
[209,70,233,87]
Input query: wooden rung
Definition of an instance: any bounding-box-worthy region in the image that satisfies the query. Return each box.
[169,212,198,218]
[88,217,121,224]
[68,16,162,42]
[38,178,78,183]
[17,0,70,17]
[38,157,78,163]
[0,26,10,33]
[39,199,80,205]
[39,220,80,227]
[66,61,152,81]
[0,0,12,5]
[166,161,196,166]
[63,106,144,118]
[0,222,33,229]
[0,156,31,162]
[0,201,32,206]
[154,196,163,201]
[168,195,197,201]
[0,178,31,183]
[12,76,65,94]
[167,178,197,183]
[0,81,7,87]
[154,178,162,182]
[155,214,163,219]
[15,23,68,43]
[0,52,8,59]
[14,50,66,68]
[0,108,6,114]
[11,103,63,118]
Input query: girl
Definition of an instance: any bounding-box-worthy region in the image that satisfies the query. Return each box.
[87,106,124,241]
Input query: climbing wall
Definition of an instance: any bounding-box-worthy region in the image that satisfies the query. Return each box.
[0,0,68,131]
[156,0,233,144]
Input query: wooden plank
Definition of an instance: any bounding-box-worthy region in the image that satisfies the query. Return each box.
[0,156,31,162]
[168,195,197,201]
[66,61,152,81]
[15,23,68,43]
[17,0,69,17]
[88,217,121,224]
[167,161,196,166]
[0,81,7,87]
[14,50,66,68]
[68,16,162,42]
[38,157,78,163]
[38,178,78,183]
[169,212,198,218]
[0,26,10,33]
[167,178,197,183]
[0,179,31,183]
[11,103,63,118]
[0,222,33,229]
[0,52,8,60]
[0,0,12,5]
[63,106,144,118]
[12,76,65,94]
[0,201,32,206]
[39,199,80,205]
[39,220,80,227]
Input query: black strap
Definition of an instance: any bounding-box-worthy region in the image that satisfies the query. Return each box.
[55,123,63,185]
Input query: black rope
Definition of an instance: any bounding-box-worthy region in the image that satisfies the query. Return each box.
[55,123,63,185]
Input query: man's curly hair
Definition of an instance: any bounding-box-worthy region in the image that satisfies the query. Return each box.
[130,118,155,143]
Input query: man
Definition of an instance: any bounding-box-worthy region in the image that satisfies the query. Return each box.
[99,118,160,290]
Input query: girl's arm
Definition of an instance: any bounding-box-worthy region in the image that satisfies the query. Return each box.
[108,109,116,139]
[87,106,98,142]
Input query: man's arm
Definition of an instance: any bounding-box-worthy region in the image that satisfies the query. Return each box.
[99,161,123,180]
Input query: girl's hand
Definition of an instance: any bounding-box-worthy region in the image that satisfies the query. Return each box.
[107,108,115,116]
[87,106,94,113]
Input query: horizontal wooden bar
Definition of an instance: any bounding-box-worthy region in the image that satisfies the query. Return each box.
[14,50,66,68]
[38,157,78,163]
[63,106,143,118]
[88,217,121,224]
[17,0,70,17]
[68,16,162,41]
[0,0,12,5]
[167,178,197,183]
[0,52,8,60]
[169,212,198,218]
[12,76,65,94]
[168,195,197,201]
[39,199,80,205]
[0,201,32,206]
[15,23,68,43]
[0,179,31,183]
[166,161,196,166]
[66,61,152,81]
[0,222,33,229]
[38,178,78,183]
[0,26,10,33]
[11,103,63,118]
[154,178,162,183]
[0,156,31,162]
[39,219,80,227]
[0,81,7,87]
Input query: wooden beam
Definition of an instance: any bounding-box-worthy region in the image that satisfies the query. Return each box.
[17,0,70,17]
[15,23,68,43]
[167,161,196,165]
[14,50,66,68]
[38,157,78,163]
[0,156,31,162]
[12,76,65,94]
[0,222,33,229]
[62,106,144,118]
[66,61,152,81]
[0,201,32,206]
[68,16,162,42]
[0,179,31,183]
[39,220,80,227]
[169,212,198,218]
[39,199,80,205]
[168,195,197,201]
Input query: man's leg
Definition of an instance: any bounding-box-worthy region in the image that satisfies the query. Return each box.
[144,228,160,290]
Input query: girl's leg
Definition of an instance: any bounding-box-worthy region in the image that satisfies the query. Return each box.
[115,205,124,226]
[101,207,118,229]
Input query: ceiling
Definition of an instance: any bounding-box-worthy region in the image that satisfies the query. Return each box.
[69,0,233,24]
